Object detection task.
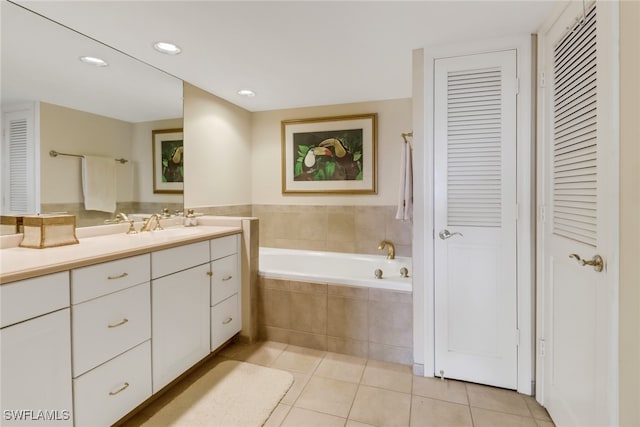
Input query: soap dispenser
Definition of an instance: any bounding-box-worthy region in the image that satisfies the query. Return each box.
[185,209,197,227]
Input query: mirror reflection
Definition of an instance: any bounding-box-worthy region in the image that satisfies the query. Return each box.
[1,1,184,231]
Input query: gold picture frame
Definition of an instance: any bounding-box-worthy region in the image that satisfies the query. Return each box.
[152,128,184,194]
[281,113,377,194]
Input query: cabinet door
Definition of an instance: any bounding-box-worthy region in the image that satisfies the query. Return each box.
[1,309,73,426]
[151,264,210,392]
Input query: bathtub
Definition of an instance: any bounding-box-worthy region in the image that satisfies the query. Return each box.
[259,247,412,292]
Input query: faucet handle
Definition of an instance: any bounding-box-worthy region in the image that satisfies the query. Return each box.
[126,220,138,235]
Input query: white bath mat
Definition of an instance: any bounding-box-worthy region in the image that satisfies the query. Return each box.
[141,360,293,427]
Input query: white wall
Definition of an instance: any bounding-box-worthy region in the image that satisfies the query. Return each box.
[131,118,183,204]
[251,98,412,206]
[183,82,252,209]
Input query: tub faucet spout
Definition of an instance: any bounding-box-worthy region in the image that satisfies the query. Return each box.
[378,240,395,260]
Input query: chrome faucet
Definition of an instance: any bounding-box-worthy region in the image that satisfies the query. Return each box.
[377,240,396,260]
[140,214,163,232]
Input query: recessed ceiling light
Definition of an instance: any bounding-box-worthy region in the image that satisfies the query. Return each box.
[237,89,256,97]
[153,41,182,55]
[79,56,108,67]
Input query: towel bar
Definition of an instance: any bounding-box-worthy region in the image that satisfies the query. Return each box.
[49,150,128,164]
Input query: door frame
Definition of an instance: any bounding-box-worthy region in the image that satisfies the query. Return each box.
[535,0,620,420]
[412,34,535,394]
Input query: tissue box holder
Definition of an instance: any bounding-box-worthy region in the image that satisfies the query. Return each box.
[20,214,79,249]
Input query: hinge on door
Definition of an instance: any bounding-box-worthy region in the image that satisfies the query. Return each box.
[515,77,520,95]
[539,72,546,88]
[516,329,520,347]
[539,206,546,223]
[539,339,546,356]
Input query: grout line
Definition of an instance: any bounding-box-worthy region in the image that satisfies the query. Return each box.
[345,383,361,426]
[464,381,477,427]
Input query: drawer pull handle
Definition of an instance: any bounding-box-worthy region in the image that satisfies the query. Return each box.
[207,271,213,277]
[108,318,129,328]
[222,275,233,281]
[107,272,129,280]
[109,382,130,396]
[222,317,233,325]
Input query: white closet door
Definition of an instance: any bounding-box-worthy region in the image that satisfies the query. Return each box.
[1,104,38,214]
[539,1,618,425]
[434,50,518,389]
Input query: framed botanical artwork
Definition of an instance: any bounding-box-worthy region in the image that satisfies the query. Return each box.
[281,113,377,194]
[152,128,184,194]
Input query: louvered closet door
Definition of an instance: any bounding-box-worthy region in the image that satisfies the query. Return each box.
[540,2,616,425]
[434,50,518,389]
[2,108,37,214]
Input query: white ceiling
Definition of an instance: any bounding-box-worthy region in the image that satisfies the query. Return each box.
[9,1,556,114]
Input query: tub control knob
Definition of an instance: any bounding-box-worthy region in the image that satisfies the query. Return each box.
[400,267,409,278]
[374,269,383,279]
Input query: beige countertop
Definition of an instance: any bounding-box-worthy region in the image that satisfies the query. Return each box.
[0,225,241,285]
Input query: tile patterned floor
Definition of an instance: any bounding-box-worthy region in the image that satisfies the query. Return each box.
[125,340,555,427]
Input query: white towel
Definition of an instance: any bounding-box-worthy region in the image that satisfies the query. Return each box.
[395,141,413,221]
[82,155,116,213]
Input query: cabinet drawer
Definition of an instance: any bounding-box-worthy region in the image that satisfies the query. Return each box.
[210,234,239,260]
[151,241,209,279]
[0,271,69,328]
[73,340,151,427]
[210,254,240,306]
[72,282,150,377]
[211,293,240,351]
[71,254,149,304]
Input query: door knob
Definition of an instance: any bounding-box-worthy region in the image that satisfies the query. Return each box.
[569,254,604,272]
[439,229,463,240]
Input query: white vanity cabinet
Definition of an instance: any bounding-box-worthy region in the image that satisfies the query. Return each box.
[0,272,73,426]
[70,255,152,427]
[0,228,243,426]
[209,234,241,350]
[151,241,211,393]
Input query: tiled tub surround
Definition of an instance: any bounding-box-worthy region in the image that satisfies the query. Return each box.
[253,205,412,257]
[258,277,413,365]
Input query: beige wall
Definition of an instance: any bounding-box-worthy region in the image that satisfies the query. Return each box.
[165,86,415,256]
[39,102,181,206]
[251,98,412,206]
[619,1,640,425]
[40,102,133,204]
[130,118,183,204]
[182,82,252,209]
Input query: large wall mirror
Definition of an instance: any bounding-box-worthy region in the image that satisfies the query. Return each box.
[1,1,183,231]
